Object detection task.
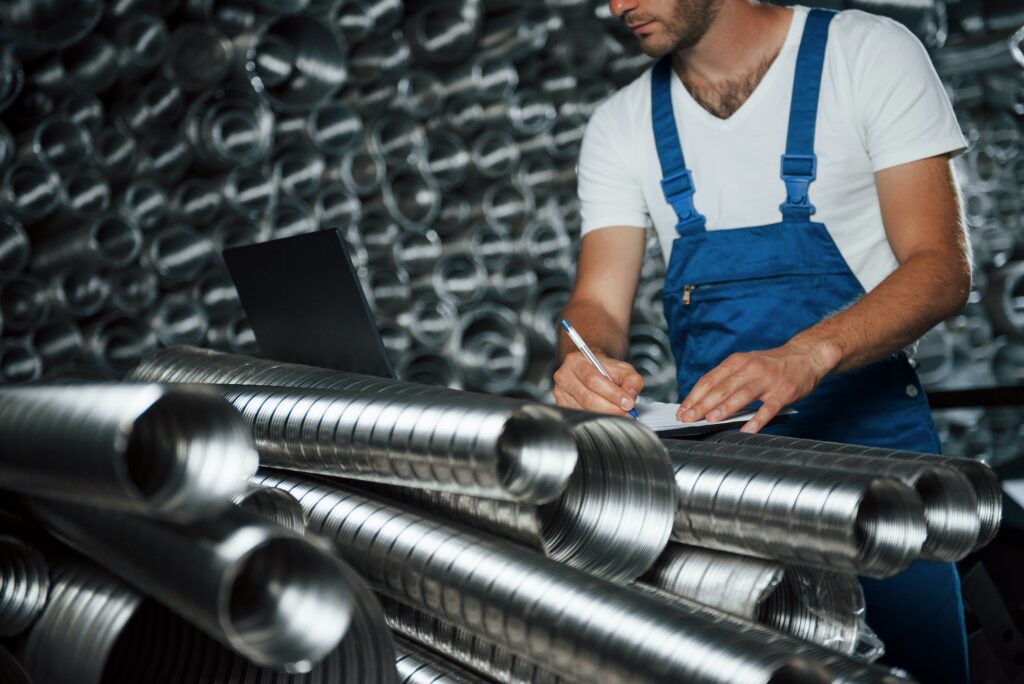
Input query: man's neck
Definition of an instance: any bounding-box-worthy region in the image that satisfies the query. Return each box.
[671,2,794,118]
[672,2,792,87]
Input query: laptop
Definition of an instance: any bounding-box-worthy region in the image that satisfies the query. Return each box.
[223,229,396,379]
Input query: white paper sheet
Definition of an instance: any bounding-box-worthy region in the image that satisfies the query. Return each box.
[635,402,758,434]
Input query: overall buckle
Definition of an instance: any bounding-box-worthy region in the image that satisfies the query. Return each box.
[661,170,706,228]
[779,153,817,219]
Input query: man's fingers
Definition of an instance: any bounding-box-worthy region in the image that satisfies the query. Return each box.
[553,386,582,410]
[678,363,734,417]
[556,364,629,415]
[685,373,760,423]
[740,400,783,434]
[570,358,636,410]
[704,386,762,423]
[606,361,645,397]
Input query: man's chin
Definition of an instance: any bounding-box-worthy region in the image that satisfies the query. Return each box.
[636,36,675,58]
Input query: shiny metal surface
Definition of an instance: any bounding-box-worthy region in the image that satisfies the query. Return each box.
[255,472,908,684]
[0,383,257,517]
[234,484,307,534]
[395,637,488,684]
[707,431,1004,553]
[371,410,675,583]
[664,439,927,577]
[697,434,981,562]
[0,534,49,636]
[31,499,353,672]
[642,544,875,658]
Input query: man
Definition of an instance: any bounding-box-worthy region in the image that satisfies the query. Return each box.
[555,1,972,681]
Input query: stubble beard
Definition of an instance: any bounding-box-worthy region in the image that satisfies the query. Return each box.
[633,0,723,57]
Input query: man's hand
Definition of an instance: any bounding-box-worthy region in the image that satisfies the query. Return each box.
[676,339,840,433]
[553,351,645,416]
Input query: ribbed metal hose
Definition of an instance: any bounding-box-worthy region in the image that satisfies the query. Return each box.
[707,431,1003,552]
[23,559,397,684]
[234,485,308,535]
[691,436,981,562]
[0,383,258,518]
[395,637,488,684]
[383,598,566,684]
[641,544,875,659]
[30,499,353,672]
[368,411,675,583]
[130,346,579,503]
[664,440,927,577]
[0,534,49,637]
[253,472,908,684]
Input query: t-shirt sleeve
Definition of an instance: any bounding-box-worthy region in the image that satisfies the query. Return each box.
[578,99,650,236]
[843,12,966,172]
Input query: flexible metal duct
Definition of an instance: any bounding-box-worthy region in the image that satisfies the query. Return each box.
[691,436,981,562]
[395,637,488,684]
[382,598,567,684]
[664,439,927,577]
[641,544,877,659]
[0,339,42,383]
[254,473,909,684]
[2,158,64,224]
[0,534,49,637]
[234,484,307,534]
[30,498,353,672]
[706,431,1003,553]
[23,558,397,684]
[0,383,257,518]
[216,383,577,503]
[370,410,675,583]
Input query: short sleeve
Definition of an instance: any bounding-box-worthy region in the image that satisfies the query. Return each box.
[578,98,650,236]
[842,12,966,172]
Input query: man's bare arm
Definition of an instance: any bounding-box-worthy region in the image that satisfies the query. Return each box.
[677,154,971,431]
[554,227,648,414]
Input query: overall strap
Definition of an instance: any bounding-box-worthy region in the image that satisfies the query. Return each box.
[651,56,706,235]
[780,9,837,222]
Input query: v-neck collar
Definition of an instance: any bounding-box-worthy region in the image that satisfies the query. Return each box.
[671,7,806,128]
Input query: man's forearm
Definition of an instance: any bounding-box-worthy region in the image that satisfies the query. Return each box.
[788,248,971,375]
[558,298,632,361]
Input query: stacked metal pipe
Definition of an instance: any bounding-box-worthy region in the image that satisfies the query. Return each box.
[0,0,669,406]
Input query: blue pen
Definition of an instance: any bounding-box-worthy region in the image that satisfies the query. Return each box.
[560,319,640,421]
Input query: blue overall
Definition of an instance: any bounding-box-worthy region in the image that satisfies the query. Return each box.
[652,10,968,682]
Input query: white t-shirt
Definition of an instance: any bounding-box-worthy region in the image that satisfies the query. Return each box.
[578,6,966,293]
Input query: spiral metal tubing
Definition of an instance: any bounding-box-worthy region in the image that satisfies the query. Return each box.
[253,472,906,684]
[707,431,1003,553]
[0,383,257,519]
[694,435,981,562]
[233,485,308,535]
[395,636,488,684]
[130,346,579,504]
[0,534,49,637]
[663,439,928,578]
[30,499,353,672]
[641,544,872,658]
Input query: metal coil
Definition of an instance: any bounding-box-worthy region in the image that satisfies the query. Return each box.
[696,435,981,562]
[402,293,457,347]
[93,125,138,182]
[142,224,214,288]
[0,275,48,333]
[663,439,927,577]
[707,431,1004,553]
[81,312,158,374]
[478,6,553,63]
[112,11,169,81]
[522,272,572,352]
[0,534,49,637]
[31,499,353,672]
[439,56,518,102]
[369,110,427,167]
[470,129,521,180]
[274,146,326,198]
[32,318,84,369]
[48,267,110,319]
[395,637,488,684]
[1,158,63,224]
[148,294,210,347]
[434,191,472,237]
[403,4,479,66]
[395,69,446,120]
[115,77,185,133]
[276,100,363,156]
[223,164,278,220]
[519,218,571,273]
[315,183,362,228]
[185,84,275,170]
[489,253,539,305]
[236,15,347,112]
[426,251,488,309]
[52,166,112,225]
[455,303,529,392]
[0,383,257,518]
[395,228,444,278]
[133,127,194,182]
[641,544,873,658]
[163,23,234,92]
[233,484,307,534]
[396,348,464,389]
[255,473,905,684]
[118,179,168,229]
[470,180,535,228]
[108,267,159,316]
[0,339,42,383]
[348,29,411,84]
[418,130,470,192]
